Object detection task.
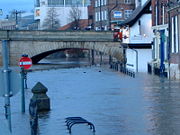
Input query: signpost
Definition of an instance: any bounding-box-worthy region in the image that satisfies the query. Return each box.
[19,55,32,113]
[1,40,12,132]
[113,11,122,18]
[0,41,31,133]
[19,54,32,113]
[19,56,32,70]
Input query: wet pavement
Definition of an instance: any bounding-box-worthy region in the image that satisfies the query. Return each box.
[0,64,180,135]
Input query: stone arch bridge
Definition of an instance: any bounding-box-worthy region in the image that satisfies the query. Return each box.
[0,30,124,66]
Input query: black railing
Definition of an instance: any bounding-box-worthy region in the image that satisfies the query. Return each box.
[110,62,135,78]
[65,117,95,134]
[29,100,38,135]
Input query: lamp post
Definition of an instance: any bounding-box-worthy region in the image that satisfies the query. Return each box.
[0,9,3,16]
[11,10,24,30]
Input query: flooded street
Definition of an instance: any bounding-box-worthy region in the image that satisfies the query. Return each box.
[0,59,180,135]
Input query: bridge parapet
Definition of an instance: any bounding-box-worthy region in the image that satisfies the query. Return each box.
[0,30,114,42]
[0,30,124,66]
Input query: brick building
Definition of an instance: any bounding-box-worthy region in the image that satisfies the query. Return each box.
[168,0,180,79]
[149,0,180,79]
[92,0,135,30]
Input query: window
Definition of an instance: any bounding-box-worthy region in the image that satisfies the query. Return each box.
[72,0,83,6]
[101,0,104,5]
[124,0,131,4]
[101,11,104,20]
[98,0,100,6]
[48,0,64,6]
[104,10,107,20]
[124,10,132,19]
[95,0,97,7]
[95,12,98,22]
[171,16,179,53]
[35,0,40,7]
[104,0,107,5]
[98,12,101,21]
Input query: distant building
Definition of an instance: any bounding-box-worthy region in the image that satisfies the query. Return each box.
[87,0,94,29]
[118,0,153,72]
[18,13,38,30]
[34,0,90,29]
[149,0,180,79]
[0,19,16,30]
[0,12,38,30]
[92,0,135,31]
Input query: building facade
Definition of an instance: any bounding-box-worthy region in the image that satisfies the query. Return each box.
[119,0,153,72]
[92,0,135,30]
[34,0,90,29]
[168,0,180,79]
[0,19,16,30]
[150,0,180,79]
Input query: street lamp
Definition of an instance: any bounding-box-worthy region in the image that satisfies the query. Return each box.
[0,9,3,16]
[11,10,25,30]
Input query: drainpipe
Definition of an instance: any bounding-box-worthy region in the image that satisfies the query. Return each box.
[100,0,102,30]
[167,5,171,79]
[108,0,118,30]
[131,48,138,72]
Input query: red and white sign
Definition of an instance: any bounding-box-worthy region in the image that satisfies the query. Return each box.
[19,57,32,69]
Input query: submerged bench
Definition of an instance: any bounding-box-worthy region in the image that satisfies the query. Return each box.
[65,117,95,134]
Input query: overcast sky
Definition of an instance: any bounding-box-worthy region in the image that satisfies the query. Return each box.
[0,0,34,17]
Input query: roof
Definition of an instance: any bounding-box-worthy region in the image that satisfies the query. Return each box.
[59,19,89,30]
[119,0,151,27]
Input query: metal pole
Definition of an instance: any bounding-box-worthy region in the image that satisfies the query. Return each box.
[167,6,171,79]
[2,40,12,132]
[100,0,102,30]
[100,52,103,65]
[91,50,95,65]
[0,9,3,16]
[21,67,25,113]
[24,72,28,89]
[15,11,18,30]
[109,55,112,64]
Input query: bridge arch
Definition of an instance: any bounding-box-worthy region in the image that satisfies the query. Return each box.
[20,41,124,64]
[0,40,124,65]
[0,30,125,65]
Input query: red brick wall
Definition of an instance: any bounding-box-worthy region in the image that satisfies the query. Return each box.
[92,0,135,29]
[152,0,169,26]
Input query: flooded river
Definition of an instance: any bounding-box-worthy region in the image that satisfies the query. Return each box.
[0,58,180,135]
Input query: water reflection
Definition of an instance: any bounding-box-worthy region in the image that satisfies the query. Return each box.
[142,75,180,135]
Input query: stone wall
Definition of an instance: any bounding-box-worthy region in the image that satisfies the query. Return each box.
[0,40,123,66]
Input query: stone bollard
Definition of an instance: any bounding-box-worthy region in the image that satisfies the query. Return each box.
[31,82,50,112]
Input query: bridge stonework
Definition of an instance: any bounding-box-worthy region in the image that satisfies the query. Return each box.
[0,30,124,66]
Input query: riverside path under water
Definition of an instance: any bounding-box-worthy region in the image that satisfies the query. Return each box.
[0,58,180,135]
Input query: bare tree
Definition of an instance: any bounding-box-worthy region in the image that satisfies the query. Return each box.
[69,6,82,30]
[43,7,60,30]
